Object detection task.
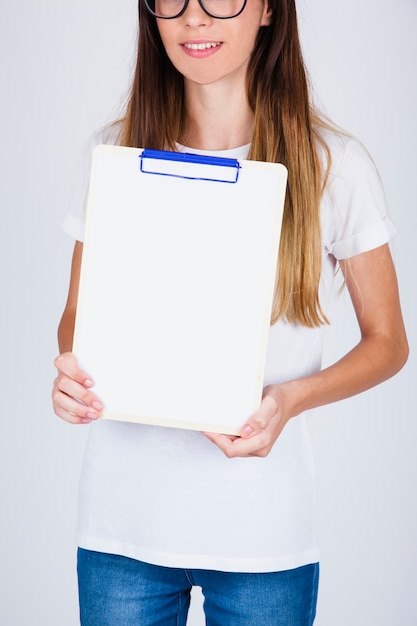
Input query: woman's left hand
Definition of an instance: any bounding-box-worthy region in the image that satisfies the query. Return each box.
[205,244,409,459]
[204,384,291,458]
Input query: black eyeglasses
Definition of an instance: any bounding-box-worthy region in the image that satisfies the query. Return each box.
[144,0,247,20]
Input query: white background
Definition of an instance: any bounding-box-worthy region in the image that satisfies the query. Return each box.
[0,1,416,624]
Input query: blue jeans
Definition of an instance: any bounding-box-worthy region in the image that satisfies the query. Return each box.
[77,548,319,625]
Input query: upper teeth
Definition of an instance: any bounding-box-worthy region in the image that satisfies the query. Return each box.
[184,42,220,50]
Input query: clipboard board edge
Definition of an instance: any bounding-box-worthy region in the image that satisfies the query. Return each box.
[250,163,288,412]
[102,411,241,436]
[74,146,288,436]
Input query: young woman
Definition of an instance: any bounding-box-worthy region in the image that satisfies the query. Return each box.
[52,0,408,624]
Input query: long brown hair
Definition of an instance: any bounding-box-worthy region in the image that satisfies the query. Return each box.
[120,0,330,327]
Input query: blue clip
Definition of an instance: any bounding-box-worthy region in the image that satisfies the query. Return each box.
[140,149,240,184]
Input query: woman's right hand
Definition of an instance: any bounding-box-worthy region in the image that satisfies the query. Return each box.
[52,352,103,425]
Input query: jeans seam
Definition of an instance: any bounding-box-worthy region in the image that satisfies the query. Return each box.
[176,590,183,626]
[184,568,195,586]
[307,563,319,625]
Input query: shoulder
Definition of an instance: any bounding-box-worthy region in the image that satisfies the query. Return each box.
[316,127,394,259]
[62,121,124,242]
[316,125,382,188]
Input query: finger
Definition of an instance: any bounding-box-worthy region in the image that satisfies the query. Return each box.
[203,431,272,458]
[54,402,95,425]
[203,432,238,457]
[54,374,102,412]
[240,393,279,439]
[54,388,101,422]
[54,352,94,388]
[203,432,238,447]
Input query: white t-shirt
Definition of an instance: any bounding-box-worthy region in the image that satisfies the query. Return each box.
[64,130,394,573]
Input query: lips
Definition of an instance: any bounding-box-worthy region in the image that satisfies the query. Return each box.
[183,42,221,50]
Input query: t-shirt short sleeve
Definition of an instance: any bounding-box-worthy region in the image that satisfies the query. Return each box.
[321,135,395,260]
[62,124,121,242]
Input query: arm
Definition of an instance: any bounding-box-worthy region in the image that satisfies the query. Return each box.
[205,243,409,458]
[52,241,103,424]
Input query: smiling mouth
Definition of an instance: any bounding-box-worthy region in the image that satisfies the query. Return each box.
[183,42,221,51]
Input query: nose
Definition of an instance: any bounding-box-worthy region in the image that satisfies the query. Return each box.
[182,0,212,24]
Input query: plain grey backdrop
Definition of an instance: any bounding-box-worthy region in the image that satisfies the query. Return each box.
[1,1,416,624]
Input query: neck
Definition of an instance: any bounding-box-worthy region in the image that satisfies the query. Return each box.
[180,79,254,151]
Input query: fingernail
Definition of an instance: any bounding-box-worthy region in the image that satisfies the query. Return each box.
[86,412,98,420]
[84,379,94,388]
[92,401,102,411]
[81,418,92,424]
[242,425,254,437]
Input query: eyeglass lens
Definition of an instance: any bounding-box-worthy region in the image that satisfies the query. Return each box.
[145,0,247,19]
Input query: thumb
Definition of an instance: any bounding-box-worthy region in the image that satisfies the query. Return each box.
[54,352,94,388]
[240,393,278,439]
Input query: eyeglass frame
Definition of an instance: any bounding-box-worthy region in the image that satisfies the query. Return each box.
[143,0,248,20]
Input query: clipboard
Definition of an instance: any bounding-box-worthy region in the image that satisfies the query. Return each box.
[73,145,287,435]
